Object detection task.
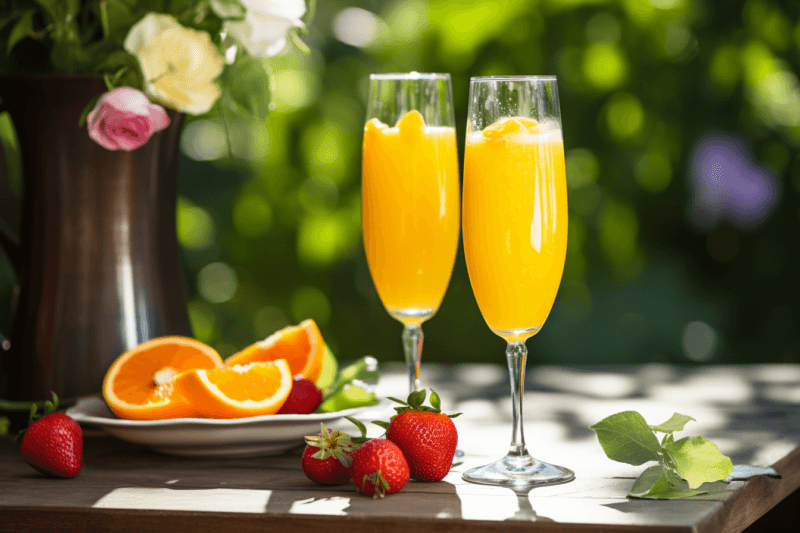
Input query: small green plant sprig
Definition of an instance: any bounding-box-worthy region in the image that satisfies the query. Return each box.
[590,411,734,499]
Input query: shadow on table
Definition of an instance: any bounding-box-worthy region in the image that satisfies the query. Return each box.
[505,486,556,522]
[263,479,463,518]
[263,481,555,522]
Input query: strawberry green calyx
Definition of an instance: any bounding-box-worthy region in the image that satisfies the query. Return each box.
[383,389,461,421]
[304,422,357,468]
[363,471,391,499]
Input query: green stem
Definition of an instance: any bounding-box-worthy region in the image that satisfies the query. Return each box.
[100,0,109,40]
[220,66,234,159]
[0,397,79,412]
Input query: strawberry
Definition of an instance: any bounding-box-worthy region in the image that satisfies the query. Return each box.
[382,389,459,482]
[302,423,357,485]
[350,438,409,498]
[21,413,83,478]
[279,375,323,414]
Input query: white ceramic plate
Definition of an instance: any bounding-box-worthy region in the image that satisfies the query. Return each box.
[66,396,391,458]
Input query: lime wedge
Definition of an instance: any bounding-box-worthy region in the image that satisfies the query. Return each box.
[314,344,338,391]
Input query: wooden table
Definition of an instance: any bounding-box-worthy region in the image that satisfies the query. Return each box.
[2,364,799,532]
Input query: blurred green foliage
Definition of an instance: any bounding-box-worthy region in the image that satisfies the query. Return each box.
[1,0,799,368]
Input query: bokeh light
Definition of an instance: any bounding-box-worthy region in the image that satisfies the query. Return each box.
[198,263,239,304]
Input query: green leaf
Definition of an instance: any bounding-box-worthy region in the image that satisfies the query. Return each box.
[345,416,367,439]
[210,0,245,20]
[7,10,35,55]
[387,397,407,406]
[93,50,144,91]
[319,356,379,404]
[664,436,734,489]
[650,413,696,434]
[372,420,389,430]
[430,391,441,411]
[628,466,724,499]
[302,0,316,26]
[0,416,9,437]
[408,389,426,409]
[98,0,138,42]
[589,411,662,466]
[225,56,272,120]
[628,465,667,497]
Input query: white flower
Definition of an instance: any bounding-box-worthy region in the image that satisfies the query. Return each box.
[124,14,225,115]
[225,0,306,58]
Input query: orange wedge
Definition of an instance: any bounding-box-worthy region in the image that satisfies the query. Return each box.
[174,360,293,418]
[224,319,324,382]
[103,336,224,420]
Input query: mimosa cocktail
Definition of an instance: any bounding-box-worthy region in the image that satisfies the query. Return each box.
[461,76,574,488]
[362,110,460,321]
[361,73,459,394]
[463,117,567,341]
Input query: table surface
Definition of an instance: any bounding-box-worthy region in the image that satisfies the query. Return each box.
[2,363,799,533]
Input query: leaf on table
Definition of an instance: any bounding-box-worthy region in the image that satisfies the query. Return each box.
[664,436,734,489]
[628,465,730,499]
[726,464,781,481]
[589,411,662,466]
[650,413,696,434]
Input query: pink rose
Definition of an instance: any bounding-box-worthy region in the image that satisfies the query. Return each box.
[87,87,170,151]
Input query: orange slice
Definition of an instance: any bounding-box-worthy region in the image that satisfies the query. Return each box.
[224,319,324,382]
[103,336,224,420]
[174,360,293,418]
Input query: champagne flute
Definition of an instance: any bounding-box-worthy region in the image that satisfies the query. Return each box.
[461,76,574,487]
[361,73,460,396]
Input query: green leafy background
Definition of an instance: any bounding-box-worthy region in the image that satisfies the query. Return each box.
[1,0,798,366]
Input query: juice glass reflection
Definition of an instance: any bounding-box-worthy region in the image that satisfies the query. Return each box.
[361,73,460,394]
[462,76,574,488]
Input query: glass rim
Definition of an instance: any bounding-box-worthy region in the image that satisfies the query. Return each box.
[369,72,451,81]
[470,75,557,81]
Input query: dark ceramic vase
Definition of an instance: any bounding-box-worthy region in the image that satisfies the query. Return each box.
[0,74,193,401]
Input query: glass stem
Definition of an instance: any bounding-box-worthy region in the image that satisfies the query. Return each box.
[402,324,424,393]
[506,341,529,457]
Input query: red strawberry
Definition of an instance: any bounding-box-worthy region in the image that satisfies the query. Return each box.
[302,423,357,485]
[279,376,323,414]
[21,413,83,478]
[384,389,459,481]
[350,438,409,498]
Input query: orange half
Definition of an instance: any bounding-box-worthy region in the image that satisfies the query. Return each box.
[174,360,293,418]
[224,319,324,382]
[103,336,224,420]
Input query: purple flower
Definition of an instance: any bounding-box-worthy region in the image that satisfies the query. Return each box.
[87,87,170,151]
[689,133,780,230]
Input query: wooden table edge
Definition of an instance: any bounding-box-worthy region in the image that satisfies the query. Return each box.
[0,505,701,533]
[694,445,800,533]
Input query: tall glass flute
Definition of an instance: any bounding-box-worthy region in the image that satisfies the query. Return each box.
[361,73,460,395]
[461,76,574,487]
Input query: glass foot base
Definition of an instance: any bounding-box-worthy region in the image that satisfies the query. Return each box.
[462,454,575,488]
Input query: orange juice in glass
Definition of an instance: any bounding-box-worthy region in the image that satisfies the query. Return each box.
[462,76,573,488]
[463,117,568,341]
[361,73,459,393]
